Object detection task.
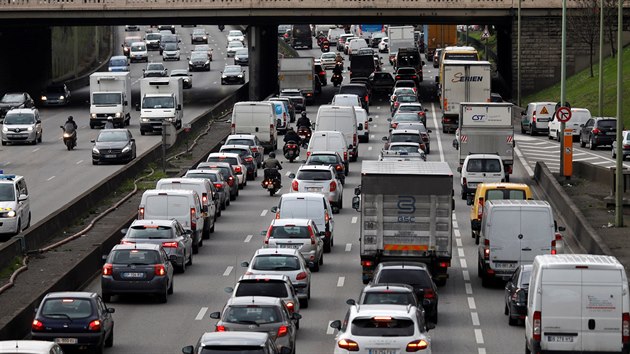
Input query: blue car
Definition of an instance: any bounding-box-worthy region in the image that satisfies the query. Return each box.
[108,55,129,72]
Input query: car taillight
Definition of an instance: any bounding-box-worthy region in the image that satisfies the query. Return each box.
[138,207,145,219]
[396,75,401,79]
[320,71,325,75]
[624,144,630,149]
[364,95,369,103]
[292,180,299,191]
[88,320,101,332]
[623,313,630,343]
[216,325,226,332]
[250,147,258,153]
[325,211,330,223]
[202,193,208,206]
[120,240,135,245]
[343,151,347,161]
[234,166,242,173]
[592,128,601,135]
[162,241,178,248]
[533,311,541,341]
[191,208,197,230]
[264,225,272,244]
[306,151,311,158]
[154,264,166,276]
[330,181,337,192]
[418,112,425,117]
[532,114,537,123]
[227,177,235,186]
[551,233,563,255]
[336,164,343,171]
[231,123,235,134]
[214,183,223,190]
[353,134,357,146]
[394,102,400,108]
[392,123,398,129]
[361,260,373,267]
[477,197,484,219]
[286,301,295,313]
[423,289,436,299]
[438,261,449,268]
[102,263,113,276]
[296,272,307,280]
[277,325,288,337]
[338,339,359,351]
[484,239,490,260]
[364,121,369,130]
[462,177,467,188]
[406,339,428,352]
[32,319,44,331]
[245,157,253,163]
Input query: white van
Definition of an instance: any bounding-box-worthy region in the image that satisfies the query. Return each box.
[307,131,350,172]
[268,100,290,134]
[354,107,371,143]
[231,101,277,152]
[0,173,30,236]
[459,154,505,199]
[348,38,368,57]
[155,178,217,238]
[522,102,556,136]
[271,192,335,252]
[477,200,562,286]
[548,107,592,141]
[138,189,205,253]
[526,254,630,354]
[327,28,346,45]
[315,105,358,161]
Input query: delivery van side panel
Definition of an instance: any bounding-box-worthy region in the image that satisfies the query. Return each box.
[485,208,521,274]
[580,269,623,352]
[540,269,583,352]
[519,207,554,264]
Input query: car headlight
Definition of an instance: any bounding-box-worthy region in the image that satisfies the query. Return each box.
[205,61,209,65]
[41,96,47,101]
[115,112,122,118]
[59,96,64,100]
[222,75,227,79]
[108,68,113,71]
[184,78,190,83]
[189,61,193,65]
[27,126,33,131]
[2,127,8,132]
[203,36,207,39]
[141,118,149,122]
[165,117,174,122]
[92,146,100,154]
[91,113,97,118]
[238,75,243,78]
[6,210,16,217]
[122,145,131,153]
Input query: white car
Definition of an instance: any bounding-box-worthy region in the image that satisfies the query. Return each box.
[320,52,338,70]
[290,165,343,211]
[330,304,434,354]
[0,340,63,354]
[129,41,148,63]
[226,40,245,57]
[205,152,248,189]
[227,30,245,43]
[378,37,389,53]
[263,218,324,271]
[0,173,30,236]
[162,42,181,61]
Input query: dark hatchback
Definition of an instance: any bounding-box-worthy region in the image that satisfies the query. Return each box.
[504,264,532,326]
[196,162,239,201]
[338,83,370,113]
[395,67,421,86]
[579,117,618,150]
[304,151,346,184]
[368,72,395,95]
[31,291,114,353]
[371,262,439,324]
[91,129,136,165]
[221,65,246,85]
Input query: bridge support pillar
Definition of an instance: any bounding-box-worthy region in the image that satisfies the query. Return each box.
[248,25,278,100]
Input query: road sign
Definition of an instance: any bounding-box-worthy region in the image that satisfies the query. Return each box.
[556,106,572,123]
[481,31,490,39]
[555,101,571,112]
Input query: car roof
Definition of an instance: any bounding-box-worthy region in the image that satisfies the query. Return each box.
[465,153,502,159]
[297,165,334,172]
[309,150,340,156]
[254,247,302,256]
[391,129,421,135]
[198,331,269,347]
[227,134,257,140]
[270,218,312,226]
[130,219,177,227]
[0,340,59,351]
[220,144,252,151]
[227,296,284,306]
[239,274,291,282]
[44,291,97,300]
[187,169,221,175]
[111,243,163,251]
[377,261,429,270]
[4,108,36,114]
[351,304,418,318]
[280,192,326,200]
[209,152,240,158]
[362,283,415,293]
[398,103,423,107]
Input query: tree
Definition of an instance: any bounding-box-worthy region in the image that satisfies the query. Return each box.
[568,0,600,77]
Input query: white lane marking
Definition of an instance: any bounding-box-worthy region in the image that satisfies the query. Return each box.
[454,229,461,238]
[32,147,40,152]
[462,270,470,281]
[244,234,252,243]
[474,329,485,344]
[453,220,459,229]
[47,176,56,181]
[452,214,457,221]
[431,103,445,162]
[514,144,535,178]
[465,283,473,295]
[223,266,233,276]
[468,297,477,310]
[376,106,380,110]
[478,348,487,354]
[213,81,218,85]
[370,134,375,138]
[460,258,468,269]
[76,160,83,165]
[285,171,292,176]
[367,146,373,151]
[337,276,345,287]
[351,216,358,224]
[455,238,462,247]
[471,312,480,326]
[327,321,335,335]
[2,161,10,166]
[573,156,600,161]
[260,209,268,216]
[592,160,611,165]
[525,151,561,157]
[345,243,352,252]
[458,248,465,257]
[195,307,208,320]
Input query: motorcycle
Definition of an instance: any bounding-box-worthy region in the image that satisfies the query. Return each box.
[321,43,330,53]
[60,125,76,150]
[283,141,300,162]
[261,168,282,196]
[297,126,312,147]
[331,72,343,87]
[218,25,225,32]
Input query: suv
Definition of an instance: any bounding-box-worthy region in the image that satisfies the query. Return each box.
[1,108,42,145]
[183,332,289,354]
[579,116,618,150]
[0,173,30,236]
[314,63,327,86]
[263,218,324,271]
[458,154,505,200]
[290,165,343,211]
[230,274,301,315]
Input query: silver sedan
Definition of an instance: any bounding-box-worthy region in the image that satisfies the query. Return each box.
[263,218,324,272]
[289,165,343,211]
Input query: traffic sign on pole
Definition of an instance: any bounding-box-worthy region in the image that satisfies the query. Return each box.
[556,106,572,123]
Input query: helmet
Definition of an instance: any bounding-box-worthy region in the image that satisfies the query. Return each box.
[288,126,294,131]
[67,116,74,122]
[301,112,307,118]
[269,152,276,158]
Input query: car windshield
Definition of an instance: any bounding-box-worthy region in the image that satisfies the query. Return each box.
[126,225,173,239]
[186,172,219,182]
[1,94,24,103]
[147,64,164,70]
[486,189,526,200]
[394,114,420,122]
[229,31,242,37]
[390,134,420,143]
[92,93,121,105]
[161,35,177,43]
[389,145,419,153]
[307,155,338,165]
[225,66,241,73]
[374,73,393,81]
[221,149,247,157]
[397,96,418,103]
[322,53,336,59]
[377,269,432,287]
[193,29,205,35]
[131,44,145,51]
[394,89,414,96]
[296,170,332,181]
[200,347,265,354]
[235,281,289,297]
[207,156,237,165]
[351,317,415,337]
[0,184,15,202]
[192,53,207,61]
[46,85,65,93]
[97,131,128,142]
[235,49,248,56]
[466,158,502,173]
[270,225,310,239]
[399,105,422,112]
[223,306,281,325]
[110,58,127,67]
[195,45,210,51]
[363,292,417,306]
[143,96,175,109]
[397,54,420,67]
[229,42,244,49]
[41,299,93,319]
[164,43,178,50]
[396,82,415,88]
[252,255,300,271]
[109,249,160,265]
[146,33,161,40]
[3,113,35,125]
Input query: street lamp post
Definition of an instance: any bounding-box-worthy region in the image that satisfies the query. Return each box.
[559,0,567,170]
[517,0,522,107]
[615,0,624,227]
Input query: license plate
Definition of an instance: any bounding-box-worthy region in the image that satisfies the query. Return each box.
[279,244,301,249]
[105,154,117,158]
[493,262,516,269]
[123,272,145,278]
[267,184,274,190]
[547,335,574,343]
[607,131,616,135]
[307,187,321,192]
[368,349,397,354]
[55,338,78,344]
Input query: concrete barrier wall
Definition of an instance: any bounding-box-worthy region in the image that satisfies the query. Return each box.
[0,239,23,271]
[534,161,612,255]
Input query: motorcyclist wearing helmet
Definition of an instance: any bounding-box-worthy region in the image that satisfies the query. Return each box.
[262,152,283,181]
[104,116,115,129]
[284,126,300,144]
[296,112,311,129]
[64,116,77,131]
[333,61,343,76]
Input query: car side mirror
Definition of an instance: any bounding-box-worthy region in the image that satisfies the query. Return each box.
[422,298,432,307]
[185,229,193,235]
[348,144,353,149]
[36,120,41,124]
[270,206,278,213]
[224,287,234,294]
[182,346,194,354]
[457,166,462,173]
[521,111,526,116]
[209,312,221,319]
[135,104,140,112]
[177,104,182,110]
[387,118,392,122]
[107,308,115,313]
[288,173,296,179]
[260,230,267,236]
[330,320,342,330]
[382,136,388,141]
[580,124,585,127]
[101,254,108,265]
[452,139,459,150]
[308,261,316,269]
[280,348,292,354]
[292,313,302,320]
[18,194,28,202]
[241,261,250,267]
[427,322,436,330]
[168,255,178,263]
[558,226,566,232]
[466,197,473,206]
[352,196,361,211]
[428,129,432,133]
[346,298,356,305]
[368,117,373,122]
[319,231,326,237]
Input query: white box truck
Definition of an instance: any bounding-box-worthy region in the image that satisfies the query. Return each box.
[454,102,514,180]
[138,77,183,135]
[89,72,131,128]
[352,161,454,286]
[387,26,415,65]
[278,58,315,104]
[440,60,491,133]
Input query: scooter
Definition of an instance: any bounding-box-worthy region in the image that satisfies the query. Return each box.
[331,73,343,87]
[60,126,76,150]
[297,126,312,147]
[261,169,282,196]
[218,25,225,32]
[283,141,300,162]
[321,43,330,53]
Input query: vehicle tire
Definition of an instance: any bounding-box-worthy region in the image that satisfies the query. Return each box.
[105,328,114,347]
[37,134,42,143]
[192,242,199,254]
[186,253,193,266]
[158,287,168,304]
[210,222,215,234]
[269,189,276,196]
[324,239,331,253]
[102,294,112,303]
[299,298,308,308]
[504,303,509,315]
[548,131,553,140]
[461,187,467,200]
[529,126,535,136]
[505,174,510,183]
[93,342,104,354]
[168,278,174,295]
[475,234,480,245]
[221,201,226,210]
[525,342,531,354]
[1,141,5,146]
[177,259,186,273]
[203,225,210,240]
[481,272,490,287]
[520,124,526,134]
[434,278,446,287]
[443,126,447,133]
[319,252,323,265]
[557,132,561,142]
[590,137,596,150]
[338,197,343,210]
[613,150,616,159]
[508,313,518,326]
[478,259,483,278]
[430,311,438,324]
[140,131,145,136]
[426,146,430,154]
[312,260,320,272]
[580,135,586,147]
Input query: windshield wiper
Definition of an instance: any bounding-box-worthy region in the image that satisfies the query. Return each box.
[235,320,259,326]
[274,266,298,270]
[126,262,151,266]
[44,313,72,321]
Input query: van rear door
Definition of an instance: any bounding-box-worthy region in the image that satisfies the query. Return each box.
[580,268,623,352]
[519,207,553,264]
[488,208,520,274]
[145,195,190,227]
[541,269,582,351]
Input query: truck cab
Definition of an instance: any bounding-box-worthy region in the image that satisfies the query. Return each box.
[89,72,132,128]
[138,78,183,135]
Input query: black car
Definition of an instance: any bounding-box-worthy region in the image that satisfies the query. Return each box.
[220,145,257,180]
[188,52,210,72]
[579,117,617,150]
[370,32,386,48]
[305,151,346,184]
[504,264,532,326]
[0,92,35,118]
[280,89,305,113]
[221,65,245,85]
[338,83,370,113]
[91,129,136,165]
[368,72,395,95]
[157,24,176,34]
[234,48,249,66]
[191,28,208,44]
[196,162,240,201]
[314,63,327,86]
[170,69,193,89]
[371,262,439,323]
[31,291,115,353]
[395,67,421,85]
[41,83,71,106]
[143,62,168,77]
[354,283,419,307]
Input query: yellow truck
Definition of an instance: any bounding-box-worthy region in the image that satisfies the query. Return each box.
[426,25,458,62]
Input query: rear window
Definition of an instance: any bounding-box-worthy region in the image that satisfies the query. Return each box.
[126,225,173,239]
[389,145,419,153]
[397,68,416,75]
[296,170,333,181]
[444,52,478,61]
[42,299,93,319]
[398,105,422,112]
[397,96,417,103]
[393,114,420,122]
[376,269,432,287]
[351,317,415,336]
[597,119,617,129]
[207,156,238,165]
[363,292,417,306]
[271,225,310,239]
[308,154,339,165]
[186,172,218,182]
[224,305,282,324]
[200,347,265,354]
[374,73,394,82]
[221,149,247,156]
[485,189,526,200]
[280,199,325,220]
[339,87,367,96]
[466,158,502,173]
[226,139,254,146]
[252,255,300,271]
[396,81,415,88]
[390,134,420,143]
[109,249,160,265]
[235,281,289,297]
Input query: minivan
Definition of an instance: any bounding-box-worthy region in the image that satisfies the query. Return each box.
[138,189,205,253]
[526,254,630,354]
[155,178,216,238]
[268,100,290,134]
[231,101,277,152]
[314,105,359,161]
[477,200,563,286]
[354,107,371,143]
[522,102,556,136]
[307,131,350,173]
[271,193,335,253]
[458,154,505,200]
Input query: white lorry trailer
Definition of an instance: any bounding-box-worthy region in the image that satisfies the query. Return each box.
[138,77,184,135]
[278,57,315,104]
[387,25,415,65]
[440,60,491,133]
[352,160,454,286]
[89,72,132,128]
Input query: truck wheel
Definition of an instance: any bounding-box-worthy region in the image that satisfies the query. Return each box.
[461,187,467,200]
[434,278,446,287]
